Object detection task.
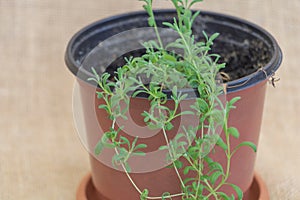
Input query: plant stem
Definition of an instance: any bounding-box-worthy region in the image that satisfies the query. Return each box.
[205,123,232,199]
[204,179,219,199]
[162,127,185,189]
[112,119,185,200]
[147,1,163,49]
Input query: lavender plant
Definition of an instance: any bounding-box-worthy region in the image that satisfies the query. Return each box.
[88,0,256,199]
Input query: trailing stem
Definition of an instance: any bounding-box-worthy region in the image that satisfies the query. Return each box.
[88,0,257,199]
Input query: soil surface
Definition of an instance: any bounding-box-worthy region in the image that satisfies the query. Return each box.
[214,39,271,81]
[106,38,271,82]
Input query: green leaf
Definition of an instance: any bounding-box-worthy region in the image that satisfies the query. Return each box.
[191,0,203,4]
[87,77,98,83]
[183,166,195,175]
[196,98,209,113]
[96,91,103,99]
[165,122,174,131]
[216,137,228,151]
[209,109,224,123]
[132,151,146,156]
[158,145,169,151]
[202,31,209,41]
[235,141,257,153]
[208,162,224,173]
[134,143,147,150]
[183,177,196,185]
[124,162,131,173]
[117,147,128,157]
[120,136,130,146]
[94,140,104,155]
[143,114,150,123]
[90,67,100,81]
[204,156,213,165]
[228,97,241,109]
[101,134,115,148]
[147,122,161,130]
[132,137,139,150]
[178,93,189,102]
[187,146,199,160]
[209,33,220,43]
[180,110,194,116]
[162,22,174,29]
[140,189,149,200]
[217,192,231,200]
[191,10,200,23]
[148,17,155,27]
[162,192,171,200]
[172,85,178,98]
[227,127,239,138]
[98,104,107,110]
[163,53,177,62]
[132,90,146,98]
[229,184,243,200]
[173,160,183,169]
[210,171,223,185]
[110,95,120,108]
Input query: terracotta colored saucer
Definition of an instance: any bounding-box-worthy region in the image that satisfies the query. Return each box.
[76,172,269,200]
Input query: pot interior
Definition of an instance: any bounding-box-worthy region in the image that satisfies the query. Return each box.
[66,10,282,92]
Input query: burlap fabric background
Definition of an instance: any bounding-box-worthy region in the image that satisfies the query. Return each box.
[0,0,299,199]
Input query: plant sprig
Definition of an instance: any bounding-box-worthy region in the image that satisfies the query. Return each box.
[89,0,257,199]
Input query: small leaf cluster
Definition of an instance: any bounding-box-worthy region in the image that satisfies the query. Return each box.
[88,0,257,199]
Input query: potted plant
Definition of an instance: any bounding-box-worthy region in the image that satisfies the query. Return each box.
[65,0,282,199]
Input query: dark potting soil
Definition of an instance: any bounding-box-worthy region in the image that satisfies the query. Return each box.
[105,38,271,82]
[215,39,271,81]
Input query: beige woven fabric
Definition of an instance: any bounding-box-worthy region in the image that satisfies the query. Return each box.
[0,0,299,199]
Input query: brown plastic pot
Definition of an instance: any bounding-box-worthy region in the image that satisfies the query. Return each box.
[65,10,282,200]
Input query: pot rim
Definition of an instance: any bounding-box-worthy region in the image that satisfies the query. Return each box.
[65,9,282,94]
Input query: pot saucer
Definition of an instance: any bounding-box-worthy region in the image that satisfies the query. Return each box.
[76,172,269,200]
